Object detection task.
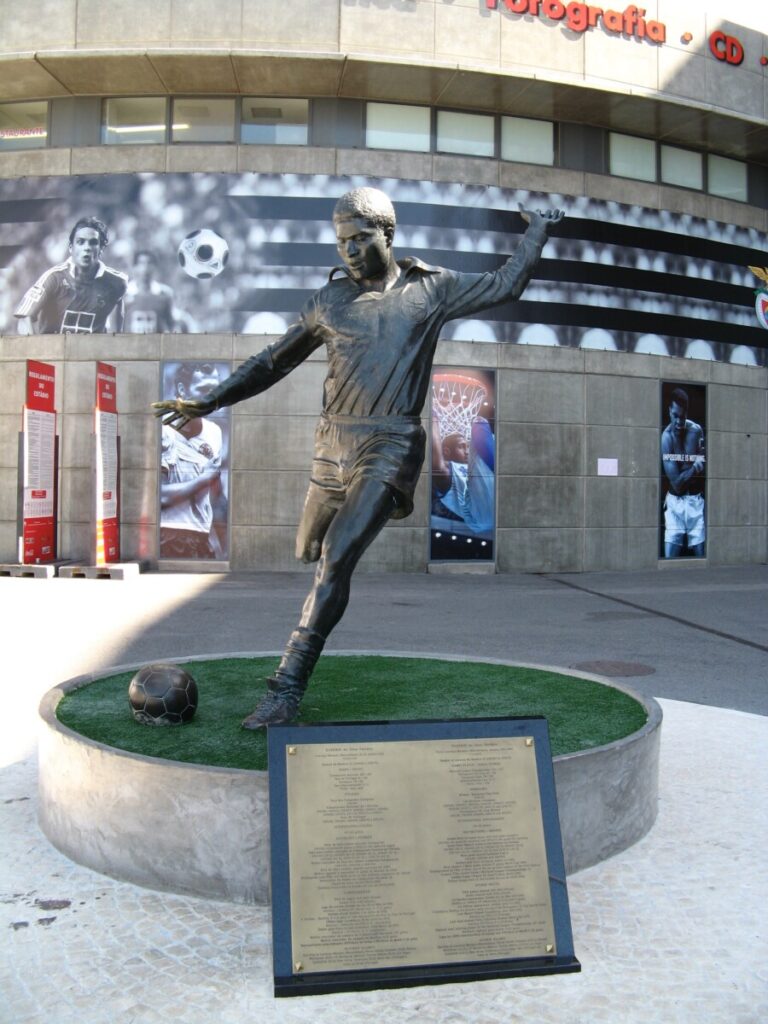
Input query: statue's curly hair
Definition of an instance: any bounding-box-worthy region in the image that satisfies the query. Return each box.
[333,188,396,233]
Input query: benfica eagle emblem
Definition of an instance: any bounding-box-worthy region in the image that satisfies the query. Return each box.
[748,266,768,330]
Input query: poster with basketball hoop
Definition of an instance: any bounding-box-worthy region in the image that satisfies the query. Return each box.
[430,368,496,562]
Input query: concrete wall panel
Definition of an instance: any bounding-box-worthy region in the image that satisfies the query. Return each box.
[237,145,337,176]
[59,522,91,562]
[584,527,659,572]
[232,470,309,527]
[0,0,76,50]
[243,0,340,50]
[159,335,234,362]
[61,361,96,414]
[71,145,168,176]
[708,479,767,528]
[0,468,18,522]
[585,27,659,93]
[498,370,584,424]
[230,524,307,571]
[60,467,91,523]
[0,416,20,469]
[231,415,317,471]
[340,3,436,60]
[0,362,31,415]
[500,12,585,80]
[585,477,658,529]
[497,527,583,573]
[497,422,584,477]
[497,476,584,530]
[59,413,92,469]
[435,4,500,66]
[336,149,434,182]
[359,525,427,573]
[586,425,658,479]
[0,148,72,179]
[586,375,658,428]
[76,0,171,46]
[166,145,239,174]
[237,362,326,418]
[709,385,767,434]
[708,430,767,481]
[120,468,159,526]
[0,522,18,559]
[169,0,242,46]
[708,525,768,566]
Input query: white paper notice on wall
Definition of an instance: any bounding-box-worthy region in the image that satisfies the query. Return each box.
[597,458,619,476]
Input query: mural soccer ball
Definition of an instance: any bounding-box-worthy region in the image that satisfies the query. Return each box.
[128,664,199,726]
[177,228,229,280]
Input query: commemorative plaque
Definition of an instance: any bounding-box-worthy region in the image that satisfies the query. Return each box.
[268,718,580,997]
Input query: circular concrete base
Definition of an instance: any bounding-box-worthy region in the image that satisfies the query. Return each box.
[38,655,662,904]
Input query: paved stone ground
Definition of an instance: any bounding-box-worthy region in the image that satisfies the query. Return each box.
[2,701,766,1024]
[1,568,767,1022]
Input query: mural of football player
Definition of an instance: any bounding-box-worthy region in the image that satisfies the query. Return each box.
[124,250,177,333]
[14,216,126,334]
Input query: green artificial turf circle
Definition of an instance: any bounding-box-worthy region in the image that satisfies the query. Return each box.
[56,655,648,772]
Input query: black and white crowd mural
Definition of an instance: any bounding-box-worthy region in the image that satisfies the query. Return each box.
[0,172,765,365]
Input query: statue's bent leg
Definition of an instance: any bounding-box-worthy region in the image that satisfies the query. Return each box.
[242,477,397,729]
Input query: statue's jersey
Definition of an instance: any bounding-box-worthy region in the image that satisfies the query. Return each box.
[209,224,548,418]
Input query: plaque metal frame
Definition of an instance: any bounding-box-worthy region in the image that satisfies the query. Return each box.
[268,717,580,997]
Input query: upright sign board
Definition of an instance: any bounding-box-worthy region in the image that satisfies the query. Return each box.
[21,360,57,563]
[94,362,120,564]
[269,717,580,997]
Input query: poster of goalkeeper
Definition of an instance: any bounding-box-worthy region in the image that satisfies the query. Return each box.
[430,368,496,562]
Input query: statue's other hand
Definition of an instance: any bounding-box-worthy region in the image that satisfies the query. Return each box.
[520,207,565,233]
[151,397,215,428]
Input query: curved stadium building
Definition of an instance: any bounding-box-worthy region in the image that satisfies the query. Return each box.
[0,0,766,573]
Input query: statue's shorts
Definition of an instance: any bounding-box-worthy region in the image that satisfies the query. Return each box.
[664,492,705,546]
[307,413,426,520]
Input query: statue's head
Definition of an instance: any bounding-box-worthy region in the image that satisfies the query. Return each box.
[333,188,396,237]
[333,188,397,281]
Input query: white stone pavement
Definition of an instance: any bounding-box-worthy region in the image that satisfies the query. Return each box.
[1,572,767,1023]
[2,698,766,1024]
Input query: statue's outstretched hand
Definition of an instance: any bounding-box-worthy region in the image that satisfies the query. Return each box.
[520,207,565,234]
[152,397,216,429]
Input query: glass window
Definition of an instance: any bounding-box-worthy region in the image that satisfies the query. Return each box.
[708,154,748,202]
[102,97,167,145]
[436,110,495,158]
[172,99,236,144]
[501,116,554,165]
[0,101,48,150]
[660,145,703,190]
[609,132,656,182]
[366,103,431,152]
[241,98,309,145]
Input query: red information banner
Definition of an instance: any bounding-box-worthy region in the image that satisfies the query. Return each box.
[22,360,57,563]
[95,362,119,564]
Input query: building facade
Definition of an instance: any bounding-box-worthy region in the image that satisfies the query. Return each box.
[0,0,766,572]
